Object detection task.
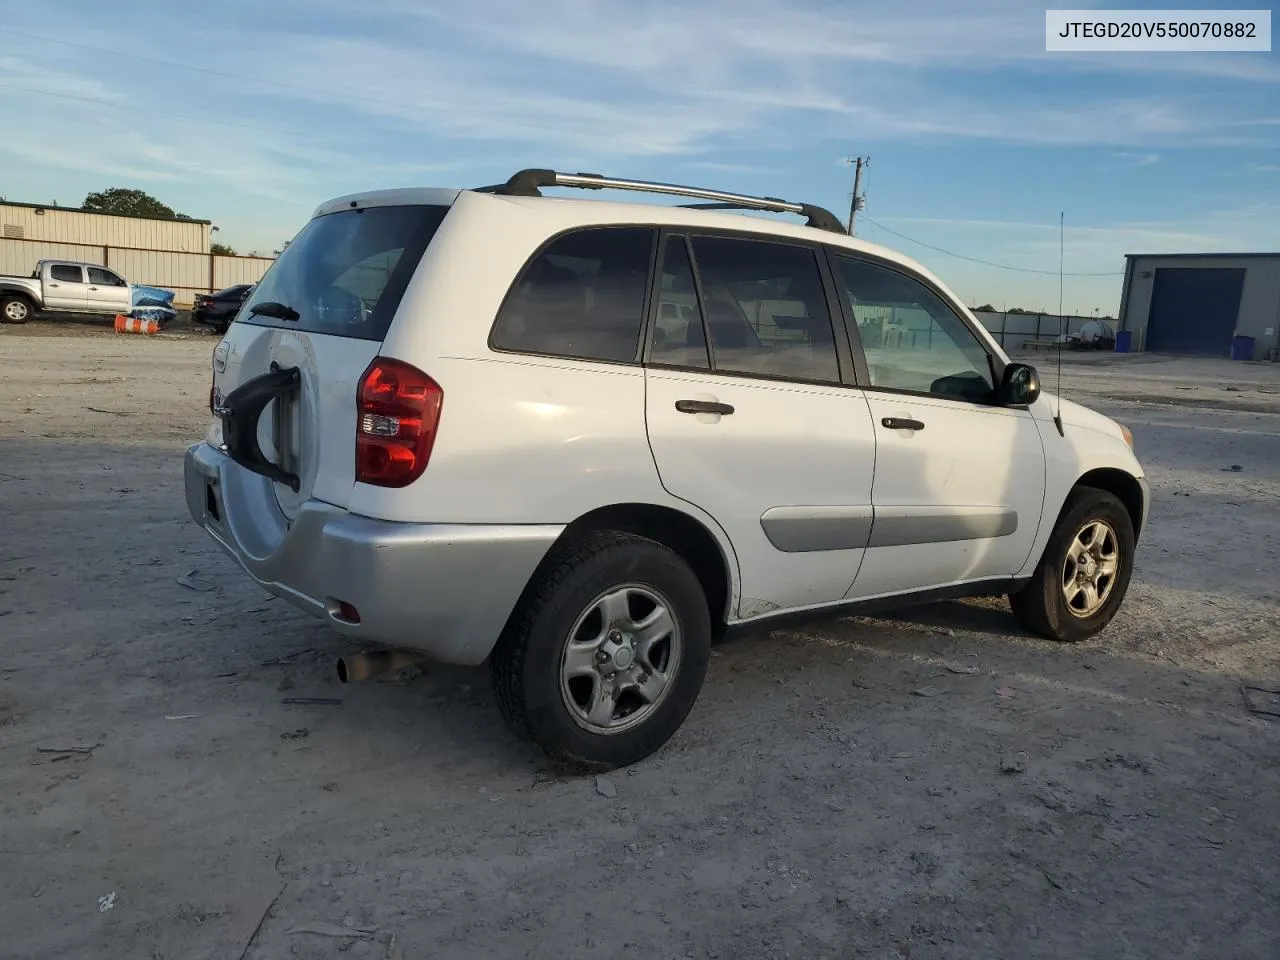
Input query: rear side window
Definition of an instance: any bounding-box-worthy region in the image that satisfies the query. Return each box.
[491,227,655,364]
[50,265,83,283]
[689,237,840,383]
[650,236,710,369]
[240,205,449,341]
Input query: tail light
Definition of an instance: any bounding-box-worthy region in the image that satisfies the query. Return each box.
[356,358,443,488]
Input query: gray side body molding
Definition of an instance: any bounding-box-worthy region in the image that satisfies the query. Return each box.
[867,506,1018,547]
[760,505,1017,552]
[760,505,875,552]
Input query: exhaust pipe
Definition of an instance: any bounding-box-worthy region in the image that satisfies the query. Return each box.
[336,649,427,683]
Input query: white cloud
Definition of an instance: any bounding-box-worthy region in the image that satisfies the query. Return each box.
[0,0,1276,254]
[0,55,124,102]
[1111,152,1160,168]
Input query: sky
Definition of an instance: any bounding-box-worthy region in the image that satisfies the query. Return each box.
[0,0,1276,315]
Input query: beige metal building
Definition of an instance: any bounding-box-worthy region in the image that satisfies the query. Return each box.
[0,200,274,306]
[1118,253,1280,360]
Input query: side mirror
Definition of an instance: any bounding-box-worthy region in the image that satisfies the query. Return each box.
[1000,363,1041,406]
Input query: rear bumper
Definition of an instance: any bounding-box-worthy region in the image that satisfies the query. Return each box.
[184,443,563,665]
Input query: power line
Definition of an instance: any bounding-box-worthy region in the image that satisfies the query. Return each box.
[0,82,304,136]
[862,216,1124,277]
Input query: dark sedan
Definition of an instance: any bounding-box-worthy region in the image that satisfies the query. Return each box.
[192,284,254,334]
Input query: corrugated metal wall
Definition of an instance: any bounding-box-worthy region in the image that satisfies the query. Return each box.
[0,240,104,275]
[108,248,209,293]
[0,203,210,252]
[1,238,274,305]
[214,255,275,287]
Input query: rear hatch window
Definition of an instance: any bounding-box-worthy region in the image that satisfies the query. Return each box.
[240,205,450,341]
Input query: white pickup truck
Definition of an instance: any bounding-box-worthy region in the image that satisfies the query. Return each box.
[1,259,133,324]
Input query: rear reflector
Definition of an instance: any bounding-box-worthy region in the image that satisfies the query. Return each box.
[355,358,443,488]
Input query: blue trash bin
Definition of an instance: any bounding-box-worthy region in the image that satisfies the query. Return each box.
[1230,335,1255,361]
[1114,330,1132,353]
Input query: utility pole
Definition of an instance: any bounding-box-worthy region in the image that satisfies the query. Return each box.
[845,156,867,235]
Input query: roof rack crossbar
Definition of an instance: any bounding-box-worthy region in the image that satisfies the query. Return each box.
[476,169,846,234]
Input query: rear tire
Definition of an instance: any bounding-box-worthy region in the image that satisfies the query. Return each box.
[491,531,711,770]
[1009,487,1135,643]
[2,295,33,324]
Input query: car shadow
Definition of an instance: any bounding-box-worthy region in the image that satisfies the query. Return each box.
[874,596,1027,637]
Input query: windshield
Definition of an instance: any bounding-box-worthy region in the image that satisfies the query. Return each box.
[240,204,450,340]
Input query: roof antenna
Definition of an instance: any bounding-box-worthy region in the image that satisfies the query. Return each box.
[1053,211,1065,437]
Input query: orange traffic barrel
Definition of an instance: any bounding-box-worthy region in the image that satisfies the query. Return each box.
[114,315,159,335]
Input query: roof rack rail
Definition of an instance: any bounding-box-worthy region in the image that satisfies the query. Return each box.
[474,169,847,235]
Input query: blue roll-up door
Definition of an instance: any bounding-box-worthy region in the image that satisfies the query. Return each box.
[1146,267,1245,355]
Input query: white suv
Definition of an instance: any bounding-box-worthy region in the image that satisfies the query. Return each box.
[186,169,1148,769]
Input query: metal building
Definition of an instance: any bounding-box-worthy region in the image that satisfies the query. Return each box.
[1118,253,1280,361]
[0,200,211,252]
[0,200,274,306]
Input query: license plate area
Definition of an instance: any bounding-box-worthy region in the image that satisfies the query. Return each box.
[204,478,225,531]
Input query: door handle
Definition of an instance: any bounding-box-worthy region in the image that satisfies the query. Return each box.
[882,417,925,431]
[675,399,734,416]
[88,287,99,291]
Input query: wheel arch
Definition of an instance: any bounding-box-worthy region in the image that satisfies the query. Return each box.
[1073,467,1147,540]
[1,291,37,320]
[551,502,737,635]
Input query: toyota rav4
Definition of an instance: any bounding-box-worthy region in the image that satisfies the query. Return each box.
[185,169,1148,769]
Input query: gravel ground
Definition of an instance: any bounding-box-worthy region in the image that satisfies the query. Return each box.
[2,323,1279,960]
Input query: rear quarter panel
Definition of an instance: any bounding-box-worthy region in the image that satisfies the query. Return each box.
[1,277,43,305]
[351,192,726,529]
[345,354,671,524]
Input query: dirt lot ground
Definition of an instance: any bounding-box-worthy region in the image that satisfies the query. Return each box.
[3,320,1279,960]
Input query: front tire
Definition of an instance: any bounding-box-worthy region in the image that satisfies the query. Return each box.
[491,531,711,770]
[1009,487,1135,642]
[2,295,32,324]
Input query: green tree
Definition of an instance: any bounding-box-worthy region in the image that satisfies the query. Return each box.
[82,188,188,220]
[974,303,997,313]
[211,242,237,256]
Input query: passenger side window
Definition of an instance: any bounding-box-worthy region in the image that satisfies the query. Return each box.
[50,265,84,283]
[689,237,840,383]
[650,236,709,369]
[87,268,126,287]
[833,257,994,402]
[492,227,655,364]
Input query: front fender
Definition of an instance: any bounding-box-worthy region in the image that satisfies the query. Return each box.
[1017,412,1147,579]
